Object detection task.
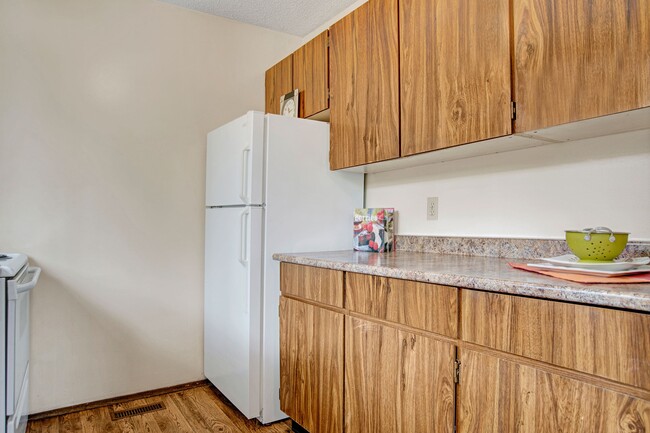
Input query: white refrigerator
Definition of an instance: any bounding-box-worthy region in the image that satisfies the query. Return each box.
[204,111,363,424]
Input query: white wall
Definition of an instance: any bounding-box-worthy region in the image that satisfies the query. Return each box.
[0,0,301,413]
[366,130,650,240]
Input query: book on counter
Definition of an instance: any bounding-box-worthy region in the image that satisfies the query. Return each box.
[353,208,395,252]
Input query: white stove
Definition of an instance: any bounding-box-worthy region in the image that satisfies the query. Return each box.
[0,255,28,279]
[0,253,40,433]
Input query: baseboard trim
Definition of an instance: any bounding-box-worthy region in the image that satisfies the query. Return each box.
[29,379,209,422]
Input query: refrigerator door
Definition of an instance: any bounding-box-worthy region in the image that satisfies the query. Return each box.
[206,111,265,206]
[204,206,263,418]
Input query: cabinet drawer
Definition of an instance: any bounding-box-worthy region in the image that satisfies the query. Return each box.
[461,290,650,390]
[346,273,458,338]
[280,263,344,308]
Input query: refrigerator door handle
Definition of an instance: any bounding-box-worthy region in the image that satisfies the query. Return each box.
[239,208,250,315]
[239,209,249,266]
[240,147,251,203]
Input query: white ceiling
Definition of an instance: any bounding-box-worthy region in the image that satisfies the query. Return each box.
[157,0,360,36]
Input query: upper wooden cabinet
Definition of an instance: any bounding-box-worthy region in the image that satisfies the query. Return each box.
[293,31,329,118]
[400,0,512,156]
[329,0,400,170]
[265,55,293,115]
[513,0,650,132]
[265,0,649,170]
[265,32,329,119]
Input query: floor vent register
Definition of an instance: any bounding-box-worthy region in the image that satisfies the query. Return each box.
[110,402,165,420]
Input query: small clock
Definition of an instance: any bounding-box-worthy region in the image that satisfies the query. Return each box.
[280,89,299,118]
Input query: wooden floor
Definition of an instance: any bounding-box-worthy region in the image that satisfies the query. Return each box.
[27,385,292,433]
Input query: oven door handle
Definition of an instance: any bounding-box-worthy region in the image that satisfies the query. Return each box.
[16,267,41,294]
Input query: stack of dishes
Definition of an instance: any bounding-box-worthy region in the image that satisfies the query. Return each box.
[528,227,650,277]
[527,255,650,277]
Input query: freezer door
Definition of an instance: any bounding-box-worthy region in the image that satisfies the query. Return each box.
[204,206,263,418]
[206,111,265,206]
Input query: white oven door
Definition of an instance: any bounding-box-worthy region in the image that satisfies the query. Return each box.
[6,266,40,418]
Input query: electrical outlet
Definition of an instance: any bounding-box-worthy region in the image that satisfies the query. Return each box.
[427,197,439,220]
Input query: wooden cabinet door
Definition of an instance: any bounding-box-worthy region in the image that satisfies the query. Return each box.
[400,0,511,156]
[458,349,650,433]
[265,55,293,115]
[293,31,329,118]
[513,0,650,132]
[329,0,400,170]
[345,316,455,433]
[279,297,343,433]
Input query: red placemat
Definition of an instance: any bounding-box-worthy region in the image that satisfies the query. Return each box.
[508,262,650,284]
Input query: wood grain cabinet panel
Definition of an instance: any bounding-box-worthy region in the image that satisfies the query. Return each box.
[329,0,400,169]
[346,273,458,337]
[279,297,344,433]
[513,0,650,132]
[458,349,650,433]
[400,0,511,155]
[293,31,329,118]
[345,316,455,433]
[265,55,293,115]
[461,290,650,390]
[280,263,344,307]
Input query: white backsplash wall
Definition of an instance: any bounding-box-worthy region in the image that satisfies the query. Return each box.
[0,0,301,413]
[365,129,650,241]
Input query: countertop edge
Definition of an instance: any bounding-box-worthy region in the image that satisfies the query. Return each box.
[272,253,650,313]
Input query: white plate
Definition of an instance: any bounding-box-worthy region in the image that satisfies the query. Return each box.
[527,263,650,277]
[539,255,650,271]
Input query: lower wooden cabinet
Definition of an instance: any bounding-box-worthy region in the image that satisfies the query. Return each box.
[458,349,650,433]
[279,263,650,433]
[279,297,344,433]
[345,316,455,433]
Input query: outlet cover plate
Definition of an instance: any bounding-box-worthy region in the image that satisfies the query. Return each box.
[427,197,438,220]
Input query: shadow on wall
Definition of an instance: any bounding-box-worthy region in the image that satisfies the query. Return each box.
[368,130,650,186]
[29,260,201,412]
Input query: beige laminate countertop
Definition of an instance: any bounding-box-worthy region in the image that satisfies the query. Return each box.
[272,250,650,313]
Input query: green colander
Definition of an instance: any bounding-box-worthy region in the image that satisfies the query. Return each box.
[565,227,629,262]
